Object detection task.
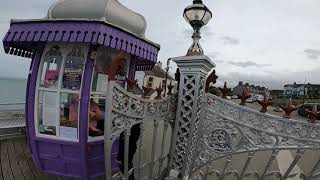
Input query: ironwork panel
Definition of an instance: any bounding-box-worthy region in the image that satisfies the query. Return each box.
[104,81,177,180]
[190,93,320,180]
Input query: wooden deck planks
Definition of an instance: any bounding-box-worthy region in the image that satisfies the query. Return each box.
[1,140,14,180]
[7,139,25,180]
[0,142,4,180]
[13,138,36,180]
[0,136,106,180]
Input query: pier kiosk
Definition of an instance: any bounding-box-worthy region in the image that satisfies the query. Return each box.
[2,0,160,179]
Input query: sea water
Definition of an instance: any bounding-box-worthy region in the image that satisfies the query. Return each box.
[0,78,27,111]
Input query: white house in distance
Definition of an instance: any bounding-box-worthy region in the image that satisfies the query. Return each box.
[136,62,176,99]
[283,82,320,97]
[284,82,307,97]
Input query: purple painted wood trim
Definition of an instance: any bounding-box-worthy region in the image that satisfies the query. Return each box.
[26,45,45,170]
[135,39,141,57]
[79,45,96,180]
[2,31,10,42]
[104,27,113,47]
[25,55,34,154]
[116,31,123,50]
[40,31,49,41]
[77,31,86,42]
[12,31,22,41]
[149,46,153,61]
[20,31,29,41]
[26,31,35,41]
[97,31,105,45]
[128,56,135,80]
[121,33,128,51]
[6,31,16,41]
[48,31,56,41]
[34,31,42,41]
[33,136,80,146]
[110,30,118,48]
[3,21,159,62]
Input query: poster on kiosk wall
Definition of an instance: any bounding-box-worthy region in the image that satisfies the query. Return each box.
[42,92,58,127]
[63,59,84,90]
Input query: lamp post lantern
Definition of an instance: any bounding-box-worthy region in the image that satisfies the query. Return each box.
[183,0,212,56]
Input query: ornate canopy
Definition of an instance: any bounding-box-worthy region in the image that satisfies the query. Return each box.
[2,0,160,69]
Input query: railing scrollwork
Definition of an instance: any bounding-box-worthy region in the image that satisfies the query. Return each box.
[190,93,320,180]
[104,81,177,180]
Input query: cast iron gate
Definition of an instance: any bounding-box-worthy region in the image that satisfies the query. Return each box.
[104,81,177,180]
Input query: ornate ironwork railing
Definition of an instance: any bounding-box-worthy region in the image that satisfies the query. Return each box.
[104,81,177,180]
[190,93,320,180]
[0,102,25,128]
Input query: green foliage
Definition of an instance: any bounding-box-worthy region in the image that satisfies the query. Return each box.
[208,86,221,96]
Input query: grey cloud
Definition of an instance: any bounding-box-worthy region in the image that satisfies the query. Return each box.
[224,60,271,68]
[304,49,320,59]
[206,52,270,67]
[214,66,320,90]
[221,36,239,45]
[216,72,284,90]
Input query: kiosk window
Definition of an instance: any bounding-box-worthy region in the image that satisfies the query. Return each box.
[91,50,112,92]
[39,46,63,89]
[91,47,130,92]
[88,48,130,141]
[59,93,79,139]
[88,96,106,139]
[36,44,87,141]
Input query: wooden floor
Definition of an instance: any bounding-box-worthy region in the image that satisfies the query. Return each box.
[0,136,105,180]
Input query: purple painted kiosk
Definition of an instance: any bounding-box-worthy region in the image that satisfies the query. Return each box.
[2,0,160,179]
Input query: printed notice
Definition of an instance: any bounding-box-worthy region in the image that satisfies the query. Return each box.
[96,74,108,92]
[60,126,77,139]
[42,92,58,127]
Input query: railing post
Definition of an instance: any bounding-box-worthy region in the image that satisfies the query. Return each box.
[169,55,215,179]
[104,80,115,180]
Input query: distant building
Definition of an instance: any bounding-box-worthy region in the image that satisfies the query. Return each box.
[248,85,267,94]
[233,81,268,96]
[233,81,244,95]
[284,82,320,98]
[135,62,176,99]
[283,82,306,97]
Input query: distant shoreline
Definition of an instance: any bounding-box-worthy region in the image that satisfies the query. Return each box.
[0,77,27,81]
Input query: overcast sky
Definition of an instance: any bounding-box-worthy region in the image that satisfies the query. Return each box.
[1,0,320,89]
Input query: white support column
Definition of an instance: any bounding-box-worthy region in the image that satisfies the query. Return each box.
[170,55,215,179]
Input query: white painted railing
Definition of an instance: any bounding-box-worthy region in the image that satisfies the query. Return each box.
[188,94,320,180]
